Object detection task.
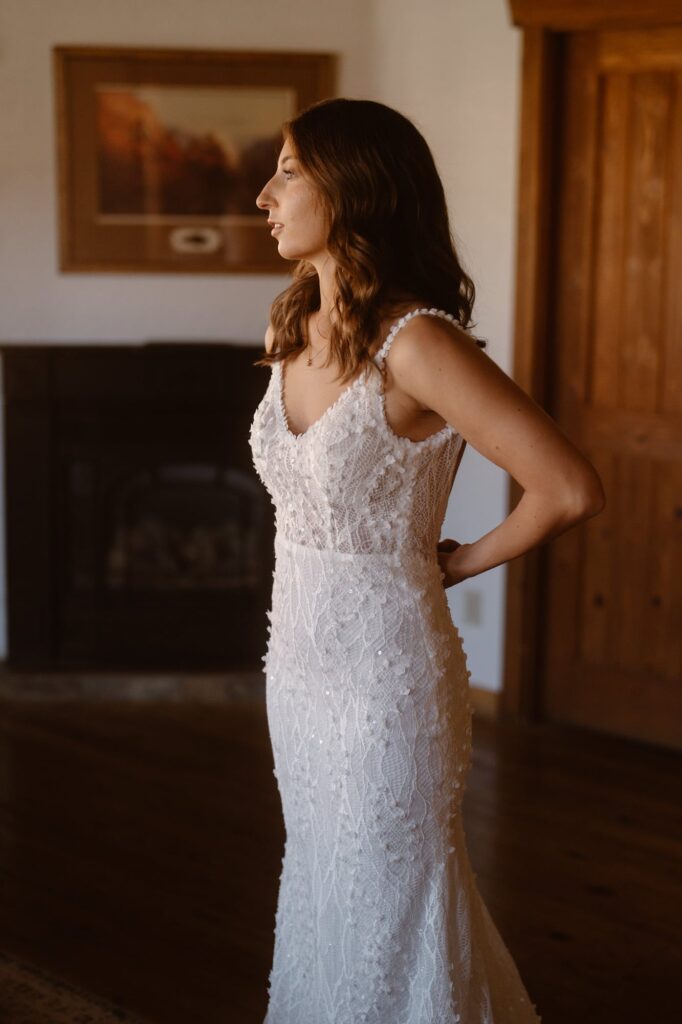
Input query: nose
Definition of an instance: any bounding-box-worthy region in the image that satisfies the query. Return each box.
[255,182,273,211]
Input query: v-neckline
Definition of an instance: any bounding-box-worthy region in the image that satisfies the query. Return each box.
[276,360,369,441]
[274,307,426,441]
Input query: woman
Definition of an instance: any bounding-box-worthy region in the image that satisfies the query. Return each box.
[249,98,604,1024]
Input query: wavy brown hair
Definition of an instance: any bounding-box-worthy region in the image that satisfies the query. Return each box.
[254,97,486,385]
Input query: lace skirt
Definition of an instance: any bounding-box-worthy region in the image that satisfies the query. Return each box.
[261,533,541,1024]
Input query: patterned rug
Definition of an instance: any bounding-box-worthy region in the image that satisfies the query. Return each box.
[0,947,151,1024]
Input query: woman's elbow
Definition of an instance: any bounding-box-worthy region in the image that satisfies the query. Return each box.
[568,465,607,520]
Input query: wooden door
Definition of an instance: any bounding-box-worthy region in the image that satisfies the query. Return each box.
[542,27,682,748]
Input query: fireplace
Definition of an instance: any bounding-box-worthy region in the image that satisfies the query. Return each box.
[1,342,274,671]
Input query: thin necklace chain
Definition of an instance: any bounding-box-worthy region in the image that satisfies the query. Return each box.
[305,303,414,366]
[307,310,331,366]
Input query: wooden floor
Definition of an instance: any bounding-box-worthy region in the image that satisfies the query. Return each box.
[0,672,680,1024]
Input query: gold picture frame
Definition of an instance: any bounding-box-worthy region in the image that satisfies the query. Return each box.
[53,45,336,274]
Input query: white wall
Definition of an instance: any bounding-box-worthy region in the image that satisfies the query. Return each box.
[0,0,521,691]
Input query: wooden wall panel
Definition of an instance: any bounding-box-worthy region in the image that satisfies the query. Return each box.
[540,29,682,746]
[508,0,682,32]
[663,73,682,414]
[592,73,629,409]
[504,0,682,751]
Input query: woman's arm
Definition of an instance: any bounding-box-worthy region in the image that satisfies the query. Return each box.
[387,317,606,584]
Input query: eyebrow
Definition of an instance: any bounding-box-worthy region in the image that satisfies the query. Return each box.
[279,155,297,167]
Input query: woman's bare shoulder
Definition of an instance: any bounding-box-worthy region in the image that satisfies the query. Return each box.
[386,312,604,509]
[264,322,275,354]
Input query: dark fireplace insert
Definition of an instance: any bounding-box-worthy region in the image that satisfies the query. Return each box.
[0,341,275,671]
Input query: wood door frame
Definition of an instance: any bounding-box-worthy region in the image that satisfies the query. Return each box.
[501,0,682,719]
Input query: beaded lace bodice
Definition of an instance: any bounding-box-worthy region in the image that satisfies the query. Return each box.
[249,307,466,560]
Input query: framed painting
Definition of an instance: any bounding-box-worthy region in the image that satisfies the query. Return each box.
[53,45,336,274]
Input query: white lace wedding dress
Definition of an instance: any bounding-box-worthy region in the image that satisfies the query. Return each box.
[249,308,542,1024]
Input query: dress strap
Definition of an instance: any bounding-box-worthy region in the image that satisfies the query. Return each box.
[372,307,462,366]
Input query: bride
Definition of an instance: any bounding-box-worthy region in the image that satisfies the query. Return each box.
[250,96,605,1024]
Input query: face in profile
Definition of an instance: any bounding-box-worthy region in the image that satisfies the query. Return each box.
[255,137,330,264]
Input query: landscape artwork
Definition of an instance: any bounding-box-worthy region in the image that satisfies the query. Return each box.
[55,46,335,271]
[94,84,295,221]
